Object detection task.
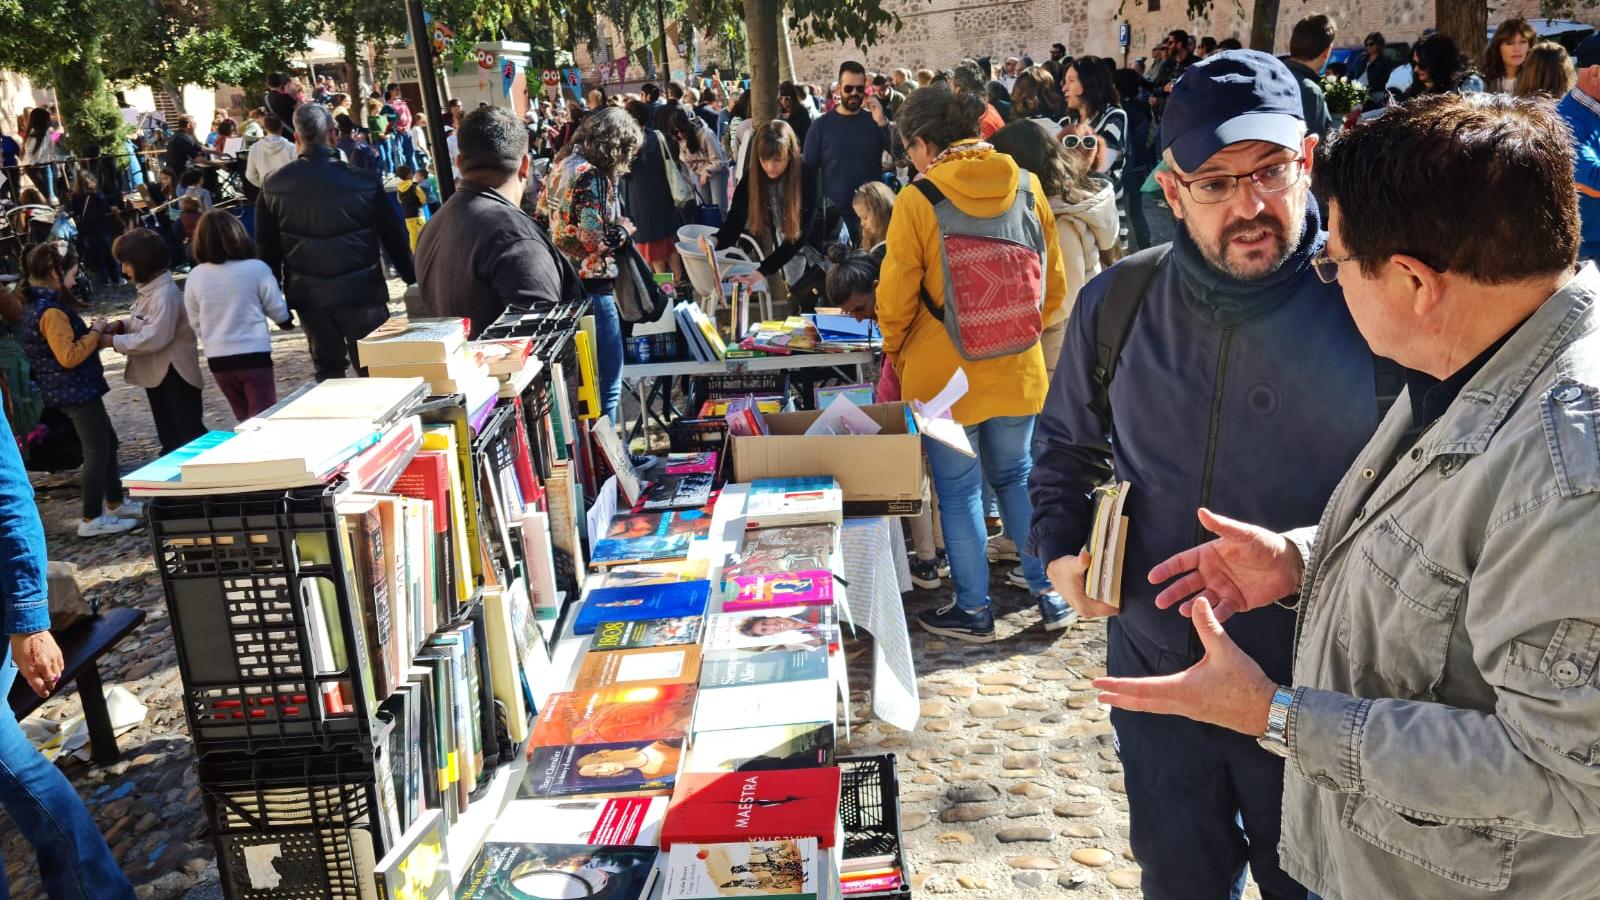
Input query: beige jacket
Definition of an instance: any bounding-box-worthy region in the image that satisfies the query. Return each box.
[112,272,203,389]
[1046,186,1119,328]
[1279,264,1600,899]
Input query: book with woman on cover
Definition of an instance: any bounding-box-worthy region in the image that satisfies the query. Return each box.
[455,842,659,900]
[522,738,685,799]
[590,510,713,567]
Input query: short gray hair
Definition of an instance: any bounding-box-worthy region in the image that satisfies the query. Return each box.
[572,107,644,178]
[294,103,334,145]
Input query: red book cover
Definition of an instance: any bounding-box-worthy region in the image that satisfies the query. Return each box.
[508,397,540,503]
[531,684,697,747]
[344,416,422,491]
[392,450,451,533]
[659,767,842,849]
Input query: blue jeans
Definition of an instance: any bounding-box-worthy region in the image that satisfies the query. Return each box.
[0,649,134,899]
[394,130,416,170]
[923,414,1049,612]
[590,293,624,423]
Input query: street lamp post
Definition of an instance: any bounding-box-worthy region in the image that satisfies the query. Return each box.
[404,0,457,200]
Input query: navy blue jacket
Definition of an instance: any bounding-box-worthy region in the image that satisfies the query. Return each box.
[1028,211,1380,683]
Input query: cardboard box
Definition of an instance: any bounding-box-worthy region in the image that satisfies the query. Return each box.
[732,402,927,516]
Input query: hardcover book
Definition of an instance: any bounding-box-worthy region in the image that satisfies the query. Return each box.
[641,471,715,511]
[703,607,838,654]
[573,581,712,635]
[455,843,658,900]
[743,477,843,530]
[662,838,820,900]
[590,510,713,567]
[586,559,711,591]
[591,617,704,651]
[489,797,668,846]
[522,738,685,799]
[532,684,697,747]
[721,526,834,583]
[659,768,843,849]
[699,648,829,688]
[373,809,448,900]
[574,645,703,692]
[684,723,835,773]
[723,571,834,612]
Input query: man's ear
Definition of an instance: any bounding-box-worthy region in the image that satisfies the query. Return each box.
[519,154,532,180]
[1154,169,1184,220]
[1390,253,1446,320]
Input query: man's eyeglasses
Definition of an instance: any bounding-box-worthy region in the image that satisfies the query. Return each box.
[840,84,866,95]
[1172,157,1306,205]
[1061,134,1098,151]
[1311,252,1364,284]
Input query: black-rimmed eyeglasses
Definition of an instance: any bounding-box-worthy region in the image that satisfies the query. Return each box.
[1171,156,1306,205]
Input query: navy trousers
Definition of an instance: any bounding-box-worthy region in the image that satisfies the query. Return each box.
[1108,622,1310,900]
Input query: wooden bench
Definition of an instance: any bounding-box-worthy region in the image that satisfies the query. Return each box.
[7,607,147,764]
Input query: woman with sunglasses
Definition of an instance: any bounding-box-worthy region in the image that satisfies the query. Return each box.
[1062,56,1128,247]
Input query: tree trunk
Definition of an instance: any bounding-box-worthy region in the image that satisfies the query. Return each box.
[1248,0,1280,53]
[743,0,779,124]
[337,19,362,94]
[778,7,796,83]
[1438,0,1488,69]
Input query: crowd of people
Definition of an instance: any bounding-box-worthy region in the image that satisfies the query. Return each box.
[4,12,1600,899]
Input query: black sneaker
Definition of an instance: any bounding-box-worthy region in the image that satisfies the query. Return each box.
[917,603,997,643]
[984,516,1004,539]
[1036,589,1077,632]
[1006,566,1030,590]
[629,453,660,471]
[908,556,941,590]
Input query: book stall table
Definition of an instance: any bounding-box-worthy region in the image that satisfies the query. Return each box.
[622,351,877,443]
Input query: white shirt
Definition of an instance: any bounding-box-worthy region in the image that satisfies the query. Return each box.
[245,134,296,187]
[182,259,291,360]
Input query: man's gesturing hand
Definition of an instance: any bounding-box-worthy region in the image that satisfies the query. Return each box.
[1092,598,1277,736]
[1147,508,1304,623]
[1048,551,1120,619]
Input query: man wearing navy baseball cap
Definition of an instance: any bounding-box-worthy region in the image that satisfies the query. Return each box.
[1558,32,1600,258]
[1030,50,1393,899]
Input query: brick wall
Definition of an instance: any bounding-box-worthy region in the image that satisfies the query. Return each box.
[789,0,1599,85]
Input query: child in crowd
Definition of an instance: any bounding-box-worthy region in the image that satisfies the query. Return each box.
[182,210,291,421]
[107,228,206,454]
[177,167,214,210]
[18,242,141,536]
[851,181,896,253]
[394,164,427,250]
[418,163,441,215]
[826,245,946,588]
[365,98,391,172]
[177,195,204,259]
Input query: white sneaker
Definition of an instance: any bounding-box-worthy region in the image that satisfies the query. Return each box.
[78,514,139,537]
[107,499,144,518]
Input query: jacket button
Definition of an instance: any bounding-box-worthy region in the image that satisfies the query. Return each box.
[1554,384,1583,404]
[1355,506,1366,520]
[1360,468,1376,480]
[1554,658,1583,686]
[1411,447,1423,461]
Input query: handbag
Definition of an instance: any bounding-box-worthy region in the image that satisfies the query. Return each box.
[786,245,829,314]
[658,131,692,206]
[613,238,669,324]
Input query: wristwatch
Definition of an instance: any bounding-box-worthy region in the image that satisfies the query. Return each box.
[1257,685,1296,758]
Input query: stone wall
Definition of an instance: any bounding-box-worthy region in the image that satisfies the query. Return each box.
[789,0,1600,85]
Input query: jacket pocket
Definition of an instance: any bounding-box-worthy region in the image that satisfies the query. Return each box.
[1338,516,1466,698]
[1503,617,1600,764]
[1340,795,1517,891]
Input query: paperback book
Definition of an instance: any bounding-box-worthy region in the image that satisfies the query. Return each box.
[586,559,710,590]
[704,607,839,655]
[590,510,713,567]
[372,809,448,900]
[1085,480,1131,608]
[572,581,712,635]
[721,526,834,583]
[522,738,685,798]
[455,843,659,900]
[532,684,697,747]
[699,648,830,688]
[724,571,834,612]
[640,471,715,511]
[691,682,836,734]
[662,838,820,900]
[659,768,843,849]
[591,617,704,651]
[574,645,703,691]
[684,723,835,773]
[489,796,668,846]
[743,477,842,530]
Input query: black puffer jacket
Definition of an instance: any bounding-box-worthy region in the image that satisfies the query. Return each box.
[256,143,415,312]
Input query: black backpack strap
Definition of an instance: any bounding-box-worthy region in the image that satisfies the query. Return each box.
[913,178,948,321]
[1091,243,1171,433]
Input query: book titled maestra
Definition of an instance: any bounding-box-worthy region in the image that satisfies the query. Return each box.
[724,570,833,612]
[659,768,843,849]
[573,581,712,635]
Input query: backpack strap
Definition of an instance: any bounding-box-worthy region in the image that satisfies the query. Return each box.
[1091,243,1171,433]
[913,178,948,321]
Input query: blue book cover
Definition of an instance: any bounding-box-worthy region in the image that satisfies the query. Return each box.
[125,431,237,488]
[574,580,712,635]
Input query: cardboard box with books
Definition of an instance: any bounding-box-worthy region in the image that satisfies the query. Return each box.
[732,403,928,516]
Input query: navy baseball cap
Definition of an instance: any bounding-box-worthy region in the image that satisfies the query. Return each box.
[1160,49,1306,172]
[1576,33,1600,69]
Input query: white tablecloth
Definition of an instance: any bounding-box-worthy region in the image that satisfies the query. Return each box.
[839,517,919,731]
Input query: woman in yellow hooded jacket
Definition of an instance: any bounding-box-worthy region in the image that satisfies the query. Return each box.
[877,83,1073,642]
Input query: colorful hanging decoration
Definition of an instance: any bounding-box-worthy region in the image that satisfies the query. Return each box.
[500,57,517,99]
[563,67,583,103]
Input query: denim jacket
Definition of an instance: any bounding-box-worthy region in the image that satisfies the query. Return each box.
[1279,264,1600,898]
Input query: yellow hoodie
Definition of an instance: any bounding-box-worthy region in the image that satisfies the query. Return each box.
[878,142,1068,425]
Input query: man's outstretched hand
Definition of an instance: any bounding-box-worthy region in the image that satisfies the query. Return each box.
[1093,598,1277,736]
[1147,508,1304,623]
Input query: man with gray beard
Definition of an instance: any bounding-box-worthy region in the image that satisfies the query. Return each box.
[1028,50,1395,899]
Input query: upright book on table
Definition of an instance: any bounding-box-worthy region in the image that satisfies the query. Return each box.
[455,843,658,900]
[532,684,697,747]
[522,738,686,799]
[372,808,449,900]
[659,767,843,849]
[1085,480,1131,608]
[663,838,821,900]
[391,450,459,622]
[572,580,712,635]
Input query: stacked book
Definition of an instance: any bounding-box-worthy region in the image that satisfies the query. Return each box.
[470,336,542,399]
[674,301,728,362]
[125,377,428,496]
[357,316,501,418]
[446,474,874,900]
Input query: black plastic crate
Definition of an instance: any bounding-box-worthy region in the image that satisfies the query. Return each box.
[838,754,912,899]
[201,750,385,900]
[706,370,789,398]
[148,483,377,757]
[668,417,729,453]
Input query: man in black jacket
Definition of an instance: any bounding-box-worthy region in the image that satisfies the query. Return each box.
[415,107,583,337]
[257,103,415,381]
